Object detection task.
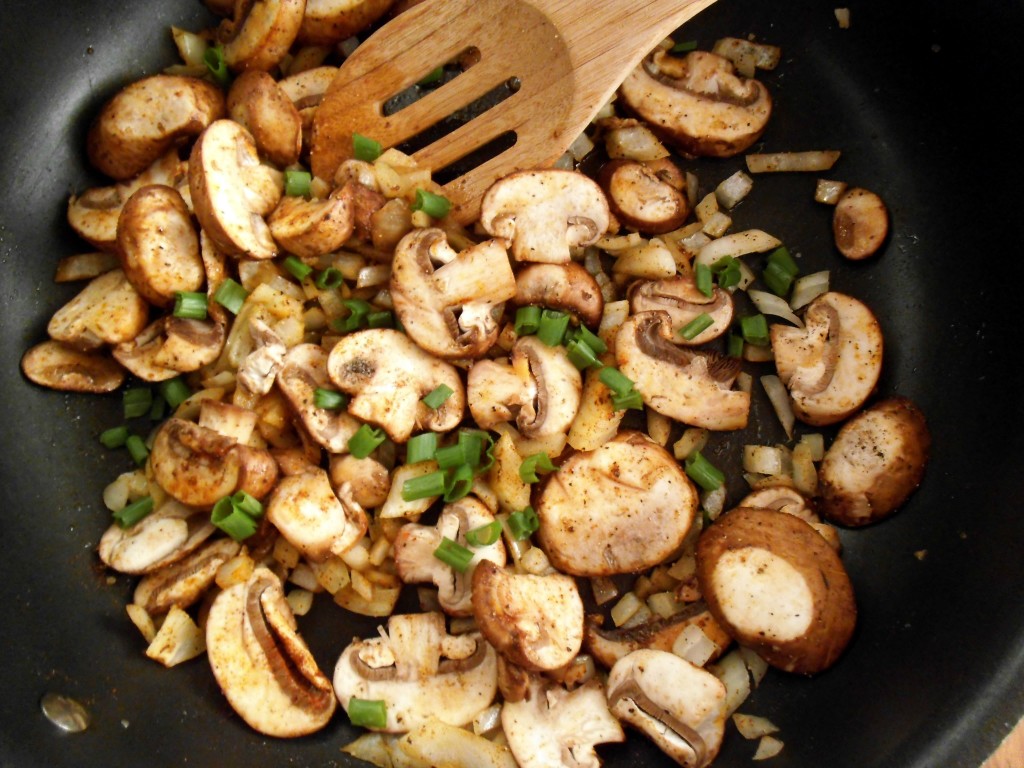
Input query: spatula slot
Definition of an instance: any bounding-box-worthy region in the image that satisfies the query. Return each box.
[381,46,482,118]
[431,130,517,186]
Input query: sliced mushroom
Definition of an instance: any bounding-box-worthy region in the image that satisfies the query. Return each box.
[116,184,204,307]
[217,0,306,72]
[479,169,611,264]
[267,188,355,259]
[696,507,857,674]
[46,268,149,351]
[818,397,930,527]
[326,328,465,443]
[394,496,507,616]
[20,340,125,393]
[616,311,750,430]
[206,566,336,737]
[771,291,883,426]
[113,316,226,382]
[333,611,498,732]
[598,159,690,234]
[277,343,361,453]
[133,537,242,615]
[227,69,303,167]
[629,275,733,345]
[606,649,729,768]
[390,228,516,360]
[266,468,368,561]
[467,335,581,438]
[511,262,604,328]
[297,0,395,45]
[190,119,284,260]
[237,317,287,395]
[329,453,391,509]
[278,64,338,149]
[536,431,698,577]
[501,677,625,768]
[739,484,841,551]
[833,187,889,261]
[98,498,217,575]
[150,417,279,507]
[86,75,224,180]
[618,49,772,158]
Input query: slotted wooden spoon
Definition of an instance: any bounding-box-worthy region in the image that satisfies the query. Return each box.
[310,0,718,224]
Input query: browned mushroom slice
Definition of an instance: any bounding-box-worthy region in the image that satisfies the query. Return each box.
[629,274,733,345]
[86,75,224,180]
[133,537,242,614]
[21,340,125,393]
[47,268,149,351]
[297,0,395,45]
[207,567,336,737]
[739,484,840,551]
[770,291,883,426]
[113,316,226,382]
[536,431,698,577]
[618,50,772,158]
[217,0,306,72]
[511,262,604,328]
[598,159,690,234]
[615,311,750,430]
[328,453,390,509]
[267,468,368,561]
[98,498,217,575]
[227,69,303,167]
[278,65,339,149]
[267,189,355,259]
[833,187,889,260]
[390,228,516,360]
[277,343,361,453]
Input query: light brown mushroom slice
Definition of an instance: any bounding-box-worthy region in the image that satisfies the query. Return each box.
[598,159,690,234]
[190,119,284,260]
[833,187,889,260]
[615,311,750,430]
[113,317,226,382]
[536,431,698,577]
[479,169,610,264]
[328,454,391,509]
[297,0,395,45]
[629,274,734,346]
[207,566,336,737]
[267,468,368,561]
[509,336,581,439]
[277,343,361,453]
[278,65,339,149]
[21,340,125,393]
[618,49,772,158]
[47,268,149,351]
[217,0,306,72]
[771,291,883,426]
[740,484,841,551]
[511,262,604,328]
[267,189,355,259]
[227,69,303,167]
[133,537,242,615]
[86,75,224,180]
[98,498,217,575]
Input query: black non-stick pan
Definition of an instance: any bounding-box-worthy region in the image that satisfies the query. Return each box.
[3,0,1023,766]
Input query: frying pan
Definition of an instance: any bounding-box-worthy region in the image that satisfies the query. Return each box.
[2,0,1022,766]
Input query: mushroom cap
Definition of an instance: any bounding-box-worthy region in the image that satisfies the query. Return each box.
[277,343,361,453]
[266,468,368,561]
[217,0,306,73]
[536,431,698,576]
[739,484,841,551]
[267,190,355,260]
[511,335,582,438]
[479,169,610,264]
[511,262,604,328]
[615,311,750,430]
[46,268,149,351]
[113,316,226,382]
[133,537,242,615]
[21,340,125,393]
[296,0,395,46]
[833,187,889,261]
[628,274,733,346]
[597,159,690,234]
[771,291,883,426]
[618,50,772,158]
[227,69,303,168]
[98,498,216,576]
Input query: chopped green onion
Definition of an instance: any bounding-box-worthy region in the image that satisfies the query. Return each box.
[411,188,451,219]
[507,506,540,540]
[679,313,714,341]
[537,309,570,347]
[712,256,741,290]
[422,383,454,410]
[314,267,344,290]
[443,462,475,502]
[284,169,312,198]
[740,313,770,346]
[348,424,387,459]
[211,496,259,541]
[173,291,208,320]
[283,255,313,281]
[352,133,382,163]
[213,278,248,315]
[685,450,725,491]
[418,66,444,85]
[514,305,541,336]
[123,387,153,419]
[314,387,347,410]
[366,310,394,329]
[434,442,467,470]
[348,697,388,730]
[465,520,502,547]
[566,338,600,370]
[405,432,438,464]
[203,44,230,87]
[567,324,607,356]
[113,495,154,529]
[433,536,474,572]
[695,263,714,298]
[767,246,799,276]
[762,246,799,298]
[401,469,447,501]
[727,332,745,358]
[125,434,149,466]
[231,490,264,519]
[160,377,192,410]
[598,366,635,397]
[611,388,644,411]
[671,39,699,53]
[99,425,130,449]
[457,430,485,468]
[148,392,167,421]
[519,452,556,484]
[332,298,372,333]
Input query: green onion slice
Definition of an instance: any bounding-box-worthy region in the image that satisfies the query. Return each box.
[405,432,438,464]
[598,366,635,397]
[123,387,153,419]
[443,462,474,502]
[99,425,130,449]
[314,267,344,290]
[348,697,388,730]
[283,255,313,281]
[433,536,474,572]
[507,506,540,540]
[566,338,600,370]
[231,490,264,518]
[148,392,167,421]
[418,66,444,85]
[465,520,502,547]
[685,450,725,491]
[348,423,387,459]
[536,309,570,347]
[457,430,485,469]
[366,310,394,329]
[113,495,154,529]
[213,278,248,315]
[173,291,208,320]
[125,435,150,467]
[332,298,372,333]
[695,263,714,298]
[611,388,644,411]
[159,377,192,410]
[352,133,382,163]
[519,452,556,484]
[767,246,799,276]
[421,383,454,410]
[284,169,312,198]
[314,387,348,410]
[712,256,741,290]
[203,44,230,87]
[211,497,259,541]
[434,442,467,470]
[514,305,541,336]
[740,313,770,346]
[411,188,451,219]
[679,312,714,341]
[727,332,745,358]
[567,324,607,356]
[401,469,447,501]
[671,39,698,53]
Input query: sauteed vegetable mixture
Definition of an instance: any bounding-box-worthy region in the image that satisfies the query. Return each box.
[20,1,931,766]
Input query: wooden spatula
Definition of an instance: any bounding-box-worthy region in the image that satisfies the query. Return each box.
[310,0,718,224]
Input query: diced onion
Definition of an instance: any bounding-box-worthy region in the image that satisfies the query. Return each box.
[672,623,719,666]
[605,123,670,162]
[145,606,206,668]
[472,703,503,736]
[568,131,595,161]
[286,588,314,616]
[834,7,851,28]
[715,170,754,209]
[711,650,753,716]
[673,427,709,460]
[761,374,796,439]
[748,289,803,327]
[597,231,645,251]
[701,210,733,238]
[695,192,719,223]
[799,432,826,461]
[790,270,830,310]
[519,546,552,575]
[753,735,785,760]
[54,252,119,283]
[171,26,209,67]
[733,713,780,739]
[646,590,683,619]
[288,562,322,592]
[712,37,782,71]
[591,576,620,606]
[743,444,786,476]
[702,484,727,520]
[694,229,782,268]
[739,646,770,687]
[791,441,819,496]
[746,150,841,173]
[815,178,848,204]
[126,603,157,643]
[610,591,643,626]
[356,264,390,288]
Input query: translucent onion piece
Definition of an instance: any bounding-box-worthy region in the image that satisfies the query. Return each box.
[748,289,803,327]
[695,229,782,268]
[733,713,780,739]
[672,622,719,667]
[790,270,830,310]
[746,150,841,173]
[761,374,796,439]
[171,26,209,67]
[815,178,848,205]
[715,170,754,209]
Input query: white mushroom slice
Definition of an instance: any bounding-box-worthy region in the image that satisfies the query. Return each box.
[393,496,507,617]
[536,431,698,577]
[297,0,394,45]
[329,453,390,509]
[46,268,149,351]
[236,317,287,395]
[266,469,368,561]
[740,484,840,551]
[133,537,242,614]
[278,65,338,145]
[607,649,729,768]
[190,119,284,260]
[227,69,303,167]
[98,498,216,575]
[20,340,125,393]
[207,566,336,737]
[833,187,889,261]
[770,291,883,426]
[113,317,226,382]
[598,159,690,234]
[511,262,604,328]
[268,189,355,259]
[390,228,516,360]
[217,0,306,72]
[629,275,734,346]
[616,311,750,430]
[326,328,465,443]
[333,612,498,732]
[150,417,279,507]
[86,75,224,180]
[479,169,611,264]
[501,677,625,768]
[471,560,584,672]
[618,50,772,158]
[584,604,732,669]
[276,343,360,453]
